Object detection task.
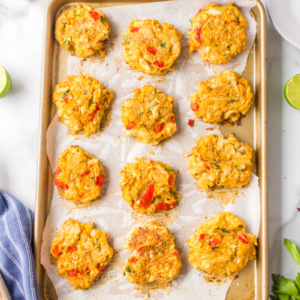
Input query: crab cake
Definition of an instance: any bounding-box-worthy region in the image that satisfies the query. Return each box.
[121,84,177,145]
[123,222,181,285]
[186,134,253,190]
[50,219,113,290]
[54,146,105,203]
[122,19,181,75]
[191,70,253,124]
[188,3,248,64]
[55,4,110,58]
[120,157,177,214]
[53,75,113,137]
[187,212,257,277]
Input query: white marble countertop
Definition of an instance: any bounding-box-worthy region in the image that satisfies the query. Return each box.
[1,0,300,294]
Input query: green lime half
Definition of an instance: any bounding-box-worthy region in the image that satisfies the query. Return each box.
[0,65,12,98]
[284,74,300,109]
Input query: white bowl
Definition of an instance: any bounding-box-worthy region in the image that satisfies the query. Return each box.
[266,0,300,49]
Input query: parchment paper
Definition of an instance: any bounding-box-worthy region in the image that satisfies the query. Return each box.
[41,0,259,299]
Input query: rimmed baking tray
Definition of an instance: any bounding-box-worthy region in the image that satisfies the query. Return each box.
[34,0,268,299]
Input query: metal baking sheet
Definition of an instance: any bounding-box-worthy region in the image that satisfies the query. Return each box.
[34,0,268,299]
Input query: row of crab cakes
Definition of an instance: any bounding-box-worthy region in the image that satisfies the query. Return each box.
[55,3,249,73]
[53,133,253,206]
[51,213,257,290]
[53,74,253,140]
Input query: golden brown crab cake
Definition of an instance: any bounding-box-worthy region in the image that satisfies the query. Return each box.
[55,4,110,58]
[53,75,113,137]
[188,3,248,64]
[50,219,113,290]
[187,212,257,277]
[186,134,253,190]
[122,19,181,75]
[120,157,177,215]
[190,70,253,124]
[121,84,177,145]
[54,146,105,203]
[123,222,181,285]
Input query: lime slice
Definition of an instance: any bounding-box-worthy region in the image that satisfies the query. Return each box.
[0,65,12,98]
[284,74,300,109]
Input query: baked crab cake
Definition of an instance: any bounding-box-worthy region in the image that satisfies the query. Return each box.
[123,222,181,285]
[121,84,177,145]
[190,70,253,124]
[188,3,248,64]
[122,19,181,75]
[187,212,257,277]
[54,146,105,203]
[55,4,110,58]
[50,219,113,290]
[53,75,113,137]
[186,134,253,190]
[120,157,177,214]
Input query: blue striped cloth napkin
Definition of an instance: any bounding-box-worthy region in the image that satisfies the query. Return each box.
[0,189,40,300]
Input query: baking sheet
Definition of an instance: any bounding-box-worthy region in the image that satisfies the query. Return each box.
[40,0,260,299]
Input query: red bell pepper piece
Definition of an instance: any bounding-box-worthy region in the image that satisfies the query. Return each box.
[68,269,78,277]
[147,46,157,55]
[96,175,104,186]
[68,246,77,253]
[188,119,195,127]
[89,11,100,20]
[139,184,154,209]
[155,123,165,133]
[80,170,90,177]
[209,238,220,247]
[154,61,165,68]
[191,103,199,111]
[52,245,60,257]
[238,234,249,244]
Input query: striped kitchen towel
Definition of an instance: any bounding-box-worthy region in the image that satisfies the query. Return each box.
[0,189,40,300]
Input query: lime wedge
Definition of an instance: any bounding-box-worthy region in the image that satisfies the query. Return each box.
[0,65,12,98]
[284,74,300,109]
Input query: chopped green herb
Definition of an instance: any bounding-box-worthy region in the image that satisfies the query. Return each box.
[89,100,94,106]
[124,36,130,44]
[215,227,230,233]
[125,266,131,273]
[214,164,220,169]
[123,271,126,276]
[156,195,161,200]
[208,185,211,189]
[152,247,157,251]
[140,112,144,116]
[100,16,107,23]
[212,247,219,250]
[223,53,229,56]
[61,90,70,98]
[239,225,243,228]
[160,42,166,48]
[165,167,173,172]
[213,134,217,138]
[162,240,166,246]
[87,271,91,275]
[232,3,237,6]
[230,100,236,103]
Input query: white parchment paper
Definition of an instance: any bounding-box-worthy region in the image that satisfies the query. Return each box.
[41,0,259,299]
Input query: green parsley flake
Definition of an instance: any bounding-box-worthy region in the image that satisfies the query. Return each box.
[124,36,130,44]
